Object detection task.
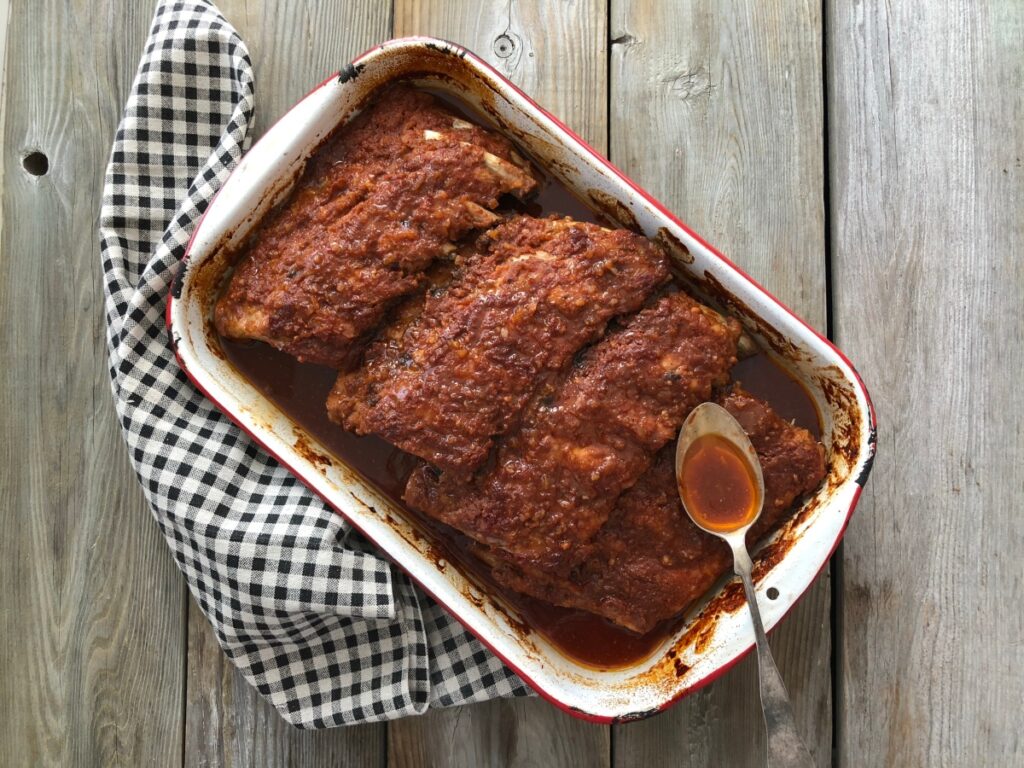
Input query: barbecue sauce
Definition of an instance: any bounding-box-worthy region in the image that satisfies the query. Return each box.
[730,354,821,440]
[216,86,822,670]
[678,434,760,533]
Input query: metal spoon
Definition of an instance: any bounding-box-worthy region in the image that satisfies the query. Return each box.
[675,402,815,768]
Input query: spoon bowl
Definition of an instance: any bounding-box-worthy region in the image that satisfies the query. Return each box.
[676,402,814,768]
[675,401,766,540]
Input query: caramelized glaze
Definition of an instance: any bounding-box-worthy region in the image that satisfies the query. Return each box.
[216,87,822,670]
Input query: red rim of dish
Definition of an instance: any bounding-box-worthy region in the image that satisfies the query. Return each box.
[166,36,876,724]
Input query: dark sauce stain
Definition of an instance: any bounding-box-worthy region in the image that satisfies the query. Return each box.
[502,594,680,670]
[422,41,466,58]
[654,226,694,265]
[212,85,825,671]
[293,432,332,470]
[681,607,723,653]
[587,189,640,231]
[752,536,793,581]
[673,657,692,678]
[730,353,822,440]
[221,340,418,499]
[814,365,864,490]
[696,271,804,361]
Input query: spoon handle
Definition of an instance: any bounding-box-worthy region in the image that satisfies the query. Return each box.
[730,540,816,768]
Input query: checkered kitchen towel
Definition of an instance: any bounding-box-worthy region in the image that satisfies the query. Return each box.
[99,0,528,728]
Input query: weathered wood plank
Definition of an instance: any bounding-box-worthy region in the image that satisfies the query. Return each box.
[387,700,609,768]
[389,2,610,765]
[220,0,393,137]
[609,2,831,765]
[394,0,609,150]
[0,0,10,236]
[0,2,187,766]
[181,2,391,765]
[827,1,1023,765]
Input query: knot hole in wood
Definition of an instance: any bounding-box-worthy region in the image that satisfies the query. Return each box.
[493,34,515,59]
[23,151,49,176]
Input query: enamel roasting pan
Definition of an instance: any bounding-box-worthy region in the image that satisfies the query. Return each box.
[168,37,876,722]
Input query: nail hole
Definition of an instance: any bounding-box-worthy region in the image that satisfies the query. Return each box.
[493,34,515,59]
[23,151,49,176]
[766,587,779,600]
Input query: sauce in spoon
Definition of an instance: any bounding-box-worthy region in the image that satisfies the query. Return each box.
[676,403,814,767]
[678,433,761,533]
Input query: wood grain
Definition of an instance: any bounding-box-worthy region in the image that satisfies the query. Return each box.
[390,2,611,764]
[180,2,392,766]
[394,0,608,150]
[0,2,187,766]
[827,1,1023,765]
[608,2,831,766]
[4,1,1022,764]
[220,0,393,137]
[387,699,609,768]
[0,0,10,237]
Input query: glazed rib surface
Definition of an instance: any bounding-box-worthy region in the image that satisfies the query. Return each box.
[488,387,827,633]
[404,292,742,573]
[328,215,670,473]
[215,86,537,368]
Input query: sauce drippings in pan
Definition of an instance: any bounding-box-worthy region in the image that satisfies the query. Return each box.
[216,86,822,670]
[730,354,821,440]
[221,340,816,669]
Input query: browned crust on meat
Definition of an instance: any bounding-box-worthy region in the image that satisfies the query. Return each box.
[214,86,537,368]
[327,215,670,473]
[490,387,827,633]
[404,292,741,573]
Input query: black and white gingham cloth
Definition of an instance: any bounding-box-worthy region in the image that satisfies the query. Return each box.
[99,0,528,728]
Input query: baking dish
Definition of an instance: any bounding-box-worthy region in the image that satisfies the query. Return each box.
[167,37,875,722]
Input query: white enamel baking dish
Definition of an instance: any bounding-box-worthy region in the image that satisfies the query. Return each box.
[168,37,876,722]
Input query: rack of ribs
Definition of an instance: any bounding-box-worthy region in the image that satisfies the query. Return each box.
[214,86,537,368]
[327,215,670,474]
[404,292,742,573]
[486,387,827,633]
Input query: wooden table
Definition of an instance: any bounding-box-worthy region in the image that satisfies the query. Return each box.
[1,1,1020,765]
